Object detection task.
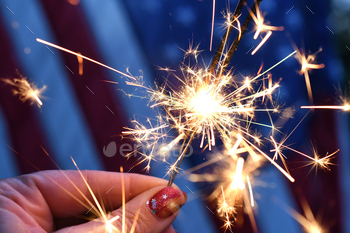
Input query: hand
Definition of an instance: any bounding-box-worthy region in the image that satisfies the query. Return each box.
[0,170,187,233]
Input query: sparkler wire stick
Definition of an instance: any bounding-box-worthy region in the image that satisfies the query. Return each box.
[168,132,195,186]
[222,0,263,70]
[209,0,247,73]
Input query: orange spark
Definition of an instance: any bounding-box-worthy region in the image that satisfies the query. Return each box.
[295,48,325,104]
[251,31,272,55]
[36,38,136,80]
[77,52,83,75]
[249,4,284,39]
[210,0,216,51]
[1,75,45,106]
[301,105,350,111]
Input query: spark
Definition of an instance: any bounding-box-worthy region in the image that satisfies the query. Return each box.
[285,198,326,233]
[122,117,180,171]
[1,74,45,106]
[46,152,140,232]
[246,175,254,207]
[310,149,338,172]
[243,136,295,182]
[251,30,272,55]
[210,0,216,51]
[301,105,350,111]
[178,41,203,62]
[77,52,84,75]
[249,4,284,39]
[218,186,235,230]
[231,158,245,190]
[156,66,176,72]
[36,38,136,80]
[294,48,325,104]
[32,155,123,232]
[273,144,338,173]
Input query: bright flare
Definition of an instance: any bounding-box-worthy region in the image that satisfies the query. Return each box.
[231,157,245,190]
[190,87,221,117]
[1,75,45,106]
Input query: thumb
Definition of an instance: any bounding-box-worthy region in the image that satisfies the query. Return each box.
[56,186,187,233]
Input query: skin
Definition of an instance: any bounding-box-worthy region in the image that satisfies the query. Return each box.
[0,170,185,233]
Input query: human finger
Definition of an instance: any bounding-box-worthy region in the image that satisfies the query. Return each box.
[54,185,187,233]
[30,170,170,218]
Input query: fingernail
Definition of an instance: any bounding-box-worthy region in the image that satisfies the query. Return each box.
[146,186,185,219]
[182,191,187,201]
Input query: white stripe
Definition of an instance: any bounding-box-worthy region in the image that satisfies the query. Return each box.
[254,168,302,233]
[80,1,217,232]
[0,0,103,170]
[80,0,154,120]
[0,108,20,179]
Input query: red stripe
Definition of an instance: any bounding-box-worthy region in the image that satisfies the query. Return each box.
[0,19,55,174]
[38,0,142,173]
[288,96,342,232]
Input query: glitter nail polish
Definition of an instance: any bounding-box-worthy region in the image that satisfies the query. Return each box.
[146,186,184,219]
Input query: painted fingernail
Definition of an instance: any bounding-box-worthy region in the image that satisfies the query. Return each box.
[182,191,187,201]
[146,186,185,219]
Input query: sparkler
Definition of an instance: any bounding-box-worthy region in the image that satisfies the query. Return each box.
[35,3,296,187]
[1,72,45,106]
[30,1,340,231]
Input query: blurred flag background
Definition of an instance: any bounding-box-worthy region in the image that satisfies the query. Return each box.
[0,0,349,232]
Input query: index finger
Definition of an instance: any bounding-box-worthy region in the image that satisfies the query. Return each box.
[30,170,169,218]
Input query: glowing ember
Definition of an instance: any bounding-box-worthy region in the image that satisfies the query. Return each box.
[1,74,45,106]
